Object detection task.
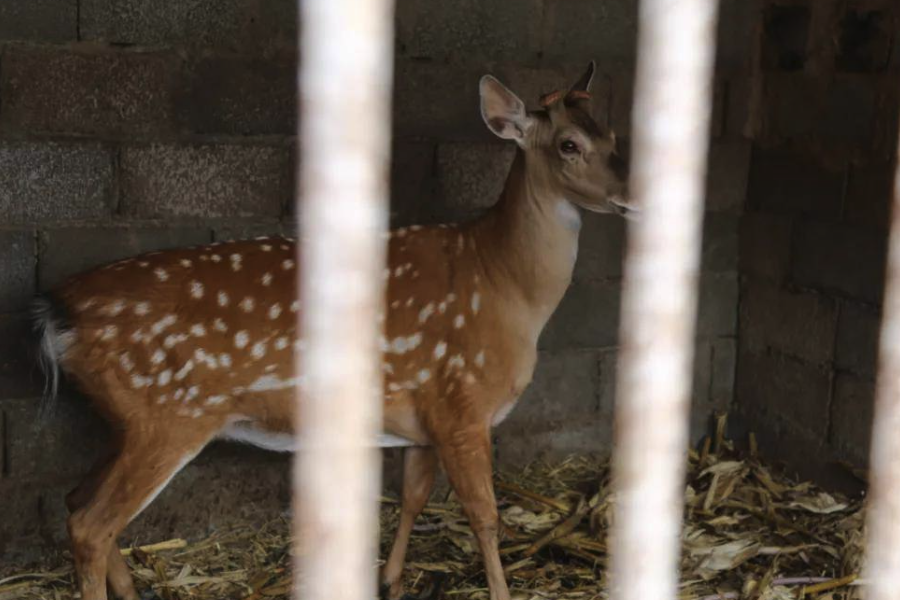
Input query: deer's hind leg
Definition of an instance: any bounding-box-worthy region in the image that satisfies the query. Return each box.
[66,439,141,600]
[67,420,218,600]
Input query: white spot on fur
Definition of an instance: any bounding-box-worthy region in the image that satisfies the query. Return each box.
[174,360,194,381]
[434,341,447,359]
[474,350,486,368]
[262,273,273,286]
[180,259,192,268]
[290,300,300,312]
[235,331,249,349]
[282,259,294,270]
[106,300,126,316]
[268,304,282,320]
[219,353,233,368]
[101,325,118,341]
[471,292,481,314]
[151,349,166,365]
[206,395,228,406]
[251,341,267,360]
[190,281,204,299]
[151,314,177,336]
[274,336,289,351]
[163,333,188,349]
[154,268,169,281]
[213,318,228,332]
[119,352,135,372]
[157,369,172,386]
[454,314,465,328]
[218,291,229,307]
[417,369,431,383]
[419,303,434,324]
[448,354,465,369]
[186,386,200,401]
[134,302,151,316]
[240,297,255,313]
[190,324,206,337]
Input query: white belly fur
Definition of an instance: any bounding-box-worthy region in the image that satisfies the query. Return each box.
[221,423,416,452]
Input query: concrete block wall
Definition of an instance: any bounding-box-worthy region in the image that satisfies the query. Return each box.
[0,0,752,561]
[735,0,900,482]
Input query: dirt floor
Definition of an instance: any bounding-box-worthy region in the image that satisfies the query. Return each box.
[0,422,868,600]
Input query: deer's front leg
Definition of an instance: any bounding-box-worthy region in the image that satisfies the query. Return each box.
[435,427,510,600]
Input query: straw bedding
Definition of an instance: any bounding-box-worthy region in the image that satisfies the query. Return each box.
[0,416,866,600]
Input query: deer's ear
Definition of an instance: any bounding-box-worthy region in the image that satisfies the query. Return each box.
[570,61,596,93]
[479,75,532,144]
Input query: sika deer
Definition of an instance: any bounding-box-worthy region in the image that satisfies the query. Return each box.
[33,62,633,600]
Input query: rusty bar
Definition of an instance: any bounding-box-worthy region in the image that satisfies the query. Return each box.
[862,124,900,599]
[293,0,395,597]
[608,1,720,600]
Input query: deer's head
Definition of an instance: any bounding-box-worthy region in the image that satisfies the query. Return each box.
[479,62,636,219]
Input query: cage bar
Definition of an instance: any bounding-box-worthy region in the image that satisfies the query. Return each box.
[609,1,720,600]
[293,0,395,598]
[862,122,900,600]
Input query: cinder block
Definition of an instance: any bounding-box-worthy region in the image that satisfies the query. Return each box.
[715,0,756,71]
[793,221,886,303]
[696,272,739,338]
[498,350,601,432]
[835,8,894,72]
[493,349,607,464]
[390,140,436,227]
[701,214,739,273]
[573,214,626,282]
[175,56,296,136]
[739,281,838,364]
[761,4,810,71]
[213,221,295,243]
[393,61,485,140]
[746,146,844,218]
[711,338,736,407]
[836,302,880,378]
[739,212,792,283]
[38,226,211,289]
[820,76,877,144]
[539,280,621,351]
[0,230,36,312]
[0,315,43,400]
[120,144,290,219]
[0,46,177,137]
[845,160,893,229]
[541,0,638,67]
[434,142,514,222]
[397,0,541,63]
[0,479,71,563]
[0,0,76,42]
[735,349,832,441]
[80,0,297,51]
[3,395,106,479]
[0,142,115,225]
[609,70,635,136]
[830,373,874,466]
[759,75,824,141]
[706,140,751,213]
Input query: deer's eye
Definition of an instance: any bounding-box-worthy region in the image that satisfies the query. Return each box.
[560,140,579,154]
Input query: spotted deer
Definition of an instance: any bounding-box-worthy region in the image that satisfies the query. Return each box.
[33,62,633,600]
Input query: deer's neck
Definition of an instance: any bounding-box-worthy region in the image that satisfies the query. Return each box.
[472,149,580,335]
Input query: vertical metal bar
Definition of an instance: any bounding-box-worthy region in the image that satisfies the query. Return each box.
[294,0,394,597]
[609,1,719,600]
[862,125,900,599]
